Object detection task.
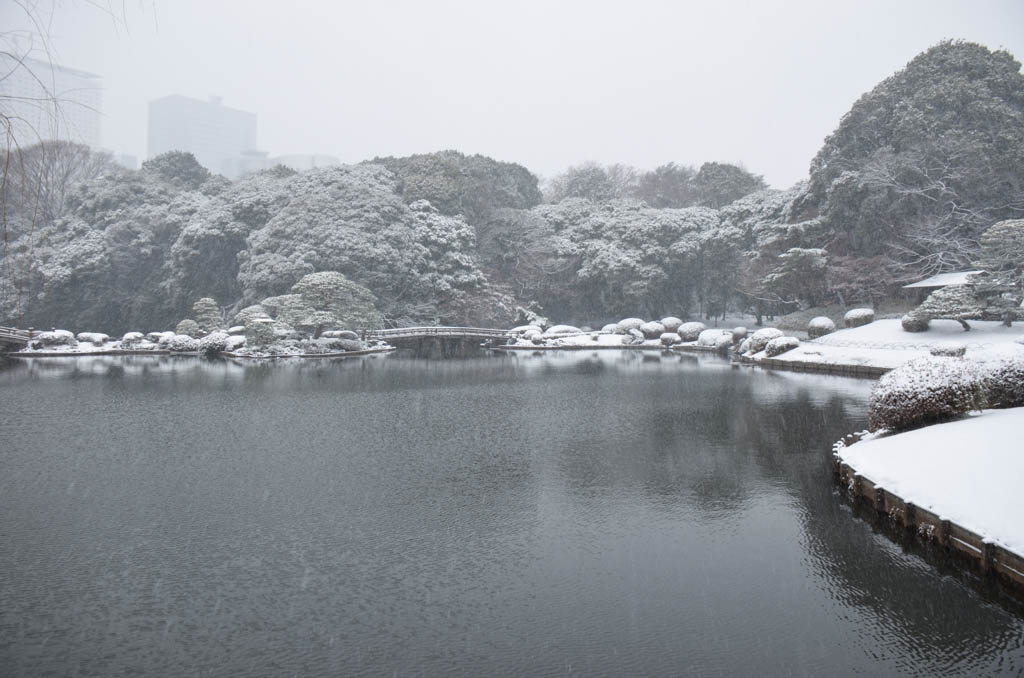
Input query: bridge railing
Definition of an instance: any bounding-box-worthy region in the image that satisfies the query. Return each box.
[0,326,34,344]
[365,326,512,339]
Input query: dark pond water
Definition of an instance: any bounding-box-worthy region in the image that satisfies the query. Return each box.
[1,351,1022,677]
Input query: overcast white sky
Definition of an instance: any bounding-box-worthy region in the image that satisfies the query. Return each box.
[3,0,1023,188]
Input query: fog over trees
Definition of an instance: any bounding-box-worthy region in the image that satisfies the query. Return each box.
[2,41,1022,334]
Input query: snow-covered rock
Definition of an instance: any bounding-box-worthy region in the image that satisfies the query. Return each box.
[146,331,174,343]
[930,342,966,357]
[522,329,543,344]
[738,338,751,354]
[764,336,800,357]
[732,327,748,342]
[28,330,77,349]
[901,313,929,332]
[544,324,583,336]
[678,322,706,342]
[807,316,835,338]
[121,332,145,346]
[844,308,874,328]
[746,327,783,354]
[227,325,246,335]
[626,328,645,344]
[660,332,682,346]
[640,321,666,339]
[615,318,645,334]
[225,335,247,352]
[76,332,110,345]
[660,317,683,334]
[601,323,619,333]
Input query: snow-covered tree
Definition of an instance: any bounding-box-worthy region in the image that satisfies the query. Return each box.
[191,297,223,333]
[910,284,984,330]
[972,219,1024,325]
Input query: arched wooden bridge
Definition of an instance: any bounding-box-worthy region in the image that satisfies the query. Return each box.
[0,326,33,350]
[365,326,513,357]
[365,326,512,341]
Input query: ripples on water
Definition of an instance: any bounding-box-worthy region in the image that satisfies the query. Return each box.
[0,352,1021,677]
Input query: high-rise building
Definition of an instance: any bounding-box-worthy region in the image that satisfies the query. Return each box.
[0,54,102,148]
[148,95,258,178]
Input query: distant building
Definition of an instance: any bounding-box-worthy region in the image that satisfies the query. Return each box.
[0,54,103,148]
[148,95,260,178]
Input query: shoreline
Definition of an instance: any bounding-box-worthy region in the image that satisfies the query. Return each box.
[832,413,1024,600]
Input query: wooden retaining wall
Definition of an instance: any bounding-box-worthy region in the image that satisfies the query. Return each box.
[493,343,669,352]
[738,354,890,378]
[832,439,1024,598]
[8,349,172,358]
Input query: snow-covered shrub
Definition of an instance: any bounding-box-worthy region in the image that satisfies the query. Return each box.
[697,328,731,347]
[807,316,836,338]
[522,329,543,344]
[640,321,666,339]
[867,356,984,432]
[307,337,363,353]
[979,354,1024,408]
[232,305,269,326]
[746,327,783,354]
[28,330,77,350]
[660,332,682,346]
[192,297,223,333]
[244,317,276,347]
[714,333,733,352]
[161,334,199,352]
[660,317,683,334]
[76,332,109,345]
[626,328,644,344]
[764,336,800,357]
[732,327,748,342]
[175,319,201,337]
[677,322,706,341]
[544,324,582,336]
[901,313,930,333]
[321,330,360,340]
[600,323,618,333]
[929,342,966,357]
[616,318,645,334]
[198,331,230,355]
[146,331,173,343]
[121,332,145,346]
[844,308,874,328]
[224,335,246,352]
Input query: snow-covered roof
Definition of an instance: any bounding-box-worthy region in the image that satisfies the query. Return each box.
[903,270,984,288]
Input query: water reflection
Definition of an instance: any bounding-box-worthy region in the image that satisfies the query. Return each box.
[1,352,1021,677]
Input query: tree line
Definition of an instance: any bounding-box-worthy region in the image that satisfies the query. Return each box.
[2,41,1022,334]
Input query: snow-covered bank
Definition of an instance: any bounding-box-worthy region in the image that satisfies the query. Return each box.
[743,319,1024,373]
[836,408,1024,556]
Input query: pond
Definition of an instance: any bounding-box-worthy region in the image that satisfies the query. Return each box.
[1,352,1022,676]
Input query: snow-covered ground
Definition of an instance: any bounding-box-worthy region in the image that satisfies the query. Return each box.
[837,408,1024,556]
[748,319,1024,371]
